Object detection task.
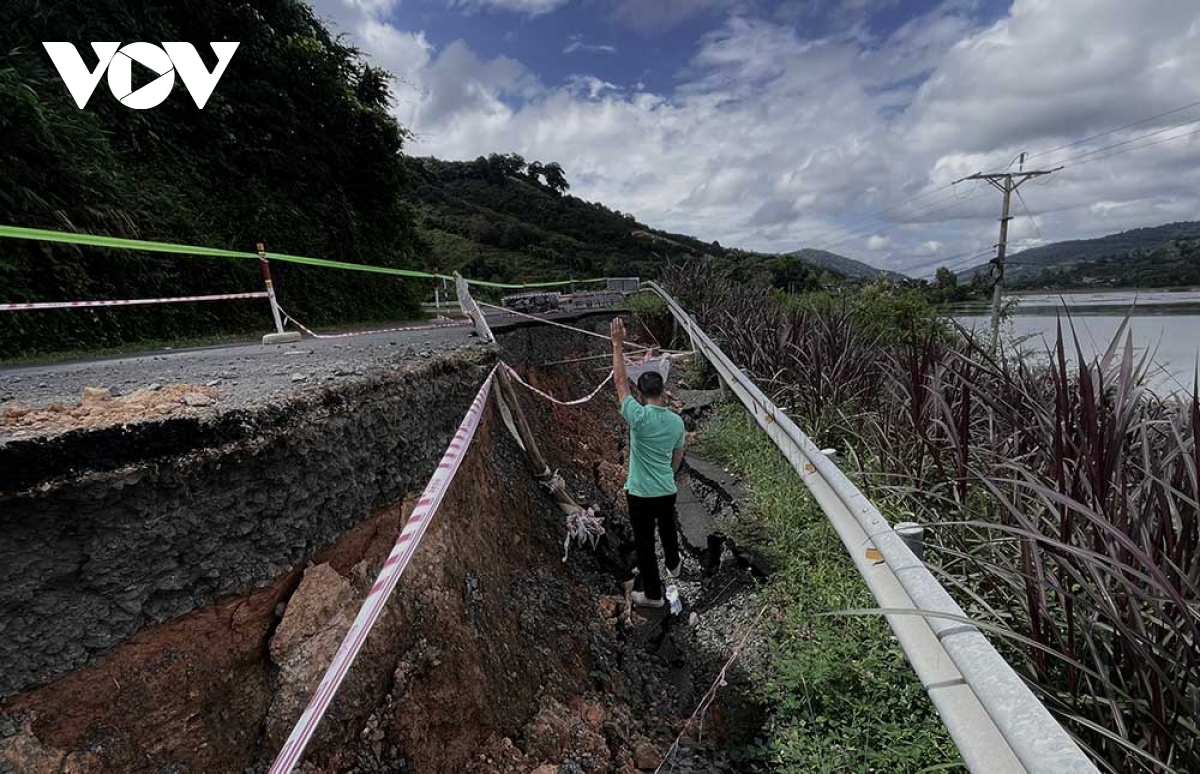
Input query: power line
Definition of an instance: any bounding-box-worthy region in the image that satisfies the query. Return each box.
[800,193,965,253]
[1014,187,1045,245]
[797,100,1200,271]
[959,163,1061,337]
[1066,125,1200,169]
[1052,115,1200,167]
[907,248,996,279]
[935,250,998,278]
[800,180,960,247]
[812,187,987,253]
[1024,99,1200,162]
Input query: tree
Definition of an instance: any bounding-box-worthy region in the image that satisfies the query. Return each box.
[0,0,426,356]
[541,162,569,195]
[934,267,958,290]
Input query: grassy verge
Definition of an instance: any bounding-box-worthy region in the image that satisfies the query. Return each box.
[699,403,959,773]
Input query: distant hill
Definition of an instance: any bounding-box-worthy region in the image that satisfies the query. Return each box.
[1012,238,1200,289]
[788,248,907,281]
[960,221,1200,281]
[411,155,837,291]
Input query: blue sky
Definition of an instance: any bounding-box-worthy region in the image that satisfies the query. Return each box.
[313,0,1200,275]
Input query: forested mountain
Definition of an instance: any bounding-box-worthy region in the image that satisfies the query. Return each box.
[960,221,1200,282]
[411,155,719,284]
[408,155,831,292]
[0,0,832,357]
[787,248,907,281]
[1012,238,1200,289]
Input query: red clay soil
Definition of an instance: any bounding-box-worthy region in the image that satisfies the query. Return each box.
[0,405,622,773]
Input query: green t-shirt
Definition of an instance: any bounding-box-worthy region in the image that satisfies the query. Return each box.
[620,395,686,497]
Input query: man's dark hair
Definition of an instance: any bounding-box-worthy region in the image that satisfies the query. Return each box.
[637,371,664,397]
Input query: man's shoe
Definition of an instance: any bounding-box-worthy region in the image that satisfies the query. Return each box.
[631,591,665,608]
[665,561,683,579]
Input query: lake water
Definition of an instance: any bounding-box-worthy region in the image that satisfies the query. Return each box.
[953,290,1200,395]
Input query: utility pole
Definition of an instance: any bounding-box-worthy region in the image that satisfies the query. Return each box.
[956,155,1061,338]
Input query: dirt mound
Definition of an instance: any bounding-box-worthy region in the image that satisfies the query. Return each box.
[1,384,219,437]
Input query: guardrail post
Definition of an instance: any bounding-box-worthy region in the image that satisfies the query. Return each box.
[894,522,925,562]
[259,242,301,345]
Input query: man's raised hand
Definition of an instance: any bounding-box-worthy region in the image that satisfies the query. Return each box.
[610,317,626,348]
[611,317,632,401]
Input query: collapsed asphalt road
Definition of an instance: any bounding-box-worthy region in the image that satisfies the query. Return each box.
[0,324,484,420]
[0,311,616,441]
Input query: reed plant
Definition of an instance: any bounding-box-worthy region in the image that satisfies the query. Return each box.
[663,259,1200,772]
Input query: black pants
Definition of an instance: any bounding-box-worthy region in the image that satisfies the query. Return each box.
[628,492,680,601]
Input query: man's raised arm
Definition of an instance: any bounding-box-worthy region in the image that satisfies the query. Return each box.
[611,317,631,403]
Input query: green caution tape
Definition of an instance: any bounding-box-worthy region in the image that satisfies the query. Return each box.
[0,224,606,290]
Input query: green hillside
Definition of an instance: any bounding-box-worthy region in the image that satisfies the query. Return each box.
[409,155,830,292]
[961,221,1200,281]
[787,248,907,281]
[1012,238,1200,289]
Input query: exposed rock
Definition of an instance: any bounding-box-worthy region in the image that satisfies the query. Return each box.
[1,402,32,421]
[598,596,622,619]
[269,563,355,658]
[181,391,215,407]
[634,741,660,770]
[80,387,111,403]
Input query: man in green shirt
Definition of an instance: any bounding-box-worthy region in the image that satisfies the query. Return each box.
[611,317,686,608]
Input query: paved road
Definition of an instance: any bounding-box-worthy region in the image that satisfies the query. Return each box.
[0,323,487,413]
[0,309,616,414]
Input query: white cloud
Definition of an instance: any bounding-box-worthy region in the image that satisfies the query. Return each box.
[310,0,1200,274]
[359,22,433,84]
[564,37,617,55]
[564,75,620,99]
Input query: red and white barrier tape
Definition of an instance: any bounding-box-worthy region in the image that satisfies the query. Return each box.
[501,362,613,406]
[477,301,618,344]
[280,309,471,339]
[269,368,496,774]
[0,291,268,312]
[476,301,691,359]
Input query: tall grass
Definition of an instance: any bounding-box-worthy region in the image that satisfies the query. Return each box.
[662,260,1200,772]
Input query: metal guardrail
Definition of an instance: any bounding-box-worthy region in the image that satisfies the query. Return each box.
[645,281,1098,774]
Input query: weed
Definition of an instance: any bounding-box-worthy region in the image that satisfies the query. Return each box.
[701,406,957,772]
